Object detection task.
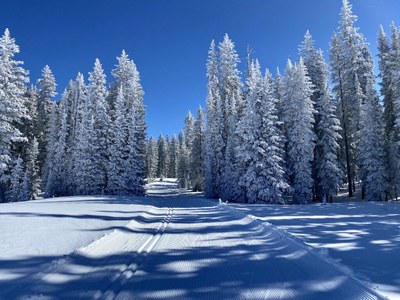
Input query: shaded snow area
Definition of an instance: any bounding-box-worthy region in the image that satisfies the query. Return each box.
[230,202,400,299]
[0,180,385,299]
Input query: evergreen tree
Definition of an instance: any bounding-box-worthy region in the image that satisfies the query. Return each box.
[281,59,316,204]
[204,40,223,198]
[177,131,190,188]
[146,137,158,179]
[237,61,288,203]
[168,135,179,178]
[26,137,40,199]
[36,65,57,176]
[378,24,399,199]
[157,134,168,178]
[191,107,205,191]
[88,59,110,193]
[110,50,147,195]
[330,0,374,197]
[6,157,29,202]
[358,80,387,200]
[218,34,243,201]
[316,83,342,201]
[0,29,29,201]
[42,101,59,196]
[108,87,129,193]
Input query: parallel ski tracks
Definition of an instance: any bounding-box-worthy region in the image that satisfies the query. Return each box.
[98,207,173,300]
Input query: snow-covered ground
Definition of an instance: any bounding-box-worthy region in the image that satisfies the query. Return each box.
[230,201,400,299]
[0,180,388,299]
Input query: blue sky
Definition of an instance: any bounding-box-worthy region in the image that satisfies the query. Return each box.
[1,0,399,138]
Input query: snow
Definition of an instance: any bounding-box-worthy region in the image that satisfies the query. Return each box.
[0,180,388,299]
[230,201,400,299]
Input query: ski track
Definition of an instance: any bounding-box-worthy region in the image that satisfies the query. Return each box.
[0,180,386,300]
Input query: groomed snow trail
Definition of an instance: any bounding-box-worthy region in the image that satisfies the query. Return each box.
[0,180,384,299]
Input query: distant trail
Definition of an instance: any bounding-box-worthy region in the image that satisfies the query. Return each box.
[1,179,384,299]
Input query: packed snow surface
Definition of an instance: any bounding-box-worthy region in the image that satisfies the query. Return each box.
[231,201,400,299]
[0,180,387,299]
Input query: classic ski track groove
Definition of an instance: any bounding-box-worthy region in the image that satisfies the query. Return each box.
[98,207,173,300]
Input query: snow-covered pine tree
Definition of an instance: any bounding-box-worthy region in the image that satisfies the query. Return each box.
[26,137,40,199]
[299,31,327,200]
[145,137,158,179]
[36,65,57,177]
[164,135,171,177]
[316,82,342,201]
[330,0,375,197]
[390,23,400,196]
[358,80,387,201]
[237,60,288,203]
[5,157,29,202]
[168,135,178,178]
[157,134,168,178]
[110,50,147,195]
[88,59,110,194]
[108,86,129,194]
[191,106,205,191]
[281,58,316,204]
[204,40,222,198]
[177,131,190,188]
[0,28,29,201]
[43,101,59,197]
[378,24,399,199]
[126,105,146,196]
[218,34,243,202]
[74,97,98,195]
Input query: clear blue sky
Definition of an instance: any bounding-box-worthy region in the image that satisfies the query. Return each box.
[1,0,399,138]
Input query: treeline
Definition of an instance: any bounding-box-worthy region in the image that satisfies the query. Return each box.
[146,108,205,191]
[0,27,146,202]
[149,0,400,204]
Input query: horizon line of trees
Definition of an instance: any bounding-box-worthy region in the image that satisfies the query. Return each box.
[147,0,400,204]
[0,28,147,202]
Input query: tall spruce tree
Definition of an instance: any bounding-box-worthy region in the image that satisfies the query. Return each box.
[36,65,57,177]
[191,107,205,191]
[237,61,288,203]
[0,29,29,201]
[358,80,387,200]
[330,0,374,197]
[281,59,316,204]
[88,59,110,193]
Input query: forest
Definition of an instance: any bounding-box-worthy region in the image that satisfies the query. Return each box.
[1,0,399,204]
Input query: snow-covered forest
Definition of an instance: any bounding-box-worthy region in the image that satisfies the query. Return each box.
[0,31,146,202]
[146,0,400,204]
[1,0,400,204]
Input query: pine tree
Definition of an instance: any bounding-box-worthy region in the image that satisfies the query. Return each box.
[218,34,243,201]
[43,102,59,197]
[6,157,29,202]
[110,50,147,195]
[191,107,205,191]
[26,137,40,199]
[316,83,342,201]
[177,131,190,188]
[108,87,129,193]
[168,135,179,178]
[281,59,316,204]
[330,0,375,197]
[0,29,29,201]
[204,40,223,198]
[88,59,110,193]
[377,24,398,199]
[145,137,158,179]
[36,65,57,177]
[358,80,387,200]
[157,134,168,178]
[237,61,288,203]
